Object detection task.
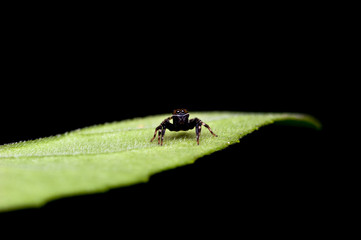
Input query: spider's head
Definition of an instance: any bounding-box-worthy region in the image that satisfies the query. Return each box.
[172,109,189,125]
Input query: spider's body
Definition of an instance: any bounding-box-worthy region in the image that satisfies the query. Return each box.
[150,109,218,146]
[171,109,190,130]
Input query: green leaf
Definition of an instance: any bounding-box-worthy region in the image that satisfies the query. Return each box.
[0,112,320,212]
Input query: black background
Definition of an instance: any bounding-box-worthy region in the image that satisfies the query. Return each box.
[0,3,346,237]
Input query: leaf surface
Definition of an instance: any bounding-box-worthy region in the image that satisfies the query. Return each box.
[0,112,320,211]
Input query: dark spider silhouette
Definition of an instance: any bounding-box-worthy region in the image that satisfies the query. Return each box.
[150,109,218,146]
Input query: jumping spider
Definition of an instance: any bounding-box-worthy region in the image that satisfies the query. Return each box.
[150,109,218,146]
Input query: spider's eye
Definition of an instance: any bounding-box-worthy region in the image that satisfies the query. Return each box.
[176,111,180,113]
[181,110,184,113]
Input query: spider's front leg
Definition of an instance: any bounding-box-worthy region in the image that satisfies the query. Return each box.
[150,117,173,146]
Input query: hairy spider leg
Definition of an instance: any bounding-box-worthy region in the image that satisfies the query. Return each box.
[150,126,164,145]
[190,118,218,145]
[150,126,159,142]
[157,129,161,144]
[150,117,173,145]
[195,122,202,145]
[202,122,218,137]
[160,128,166,146]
